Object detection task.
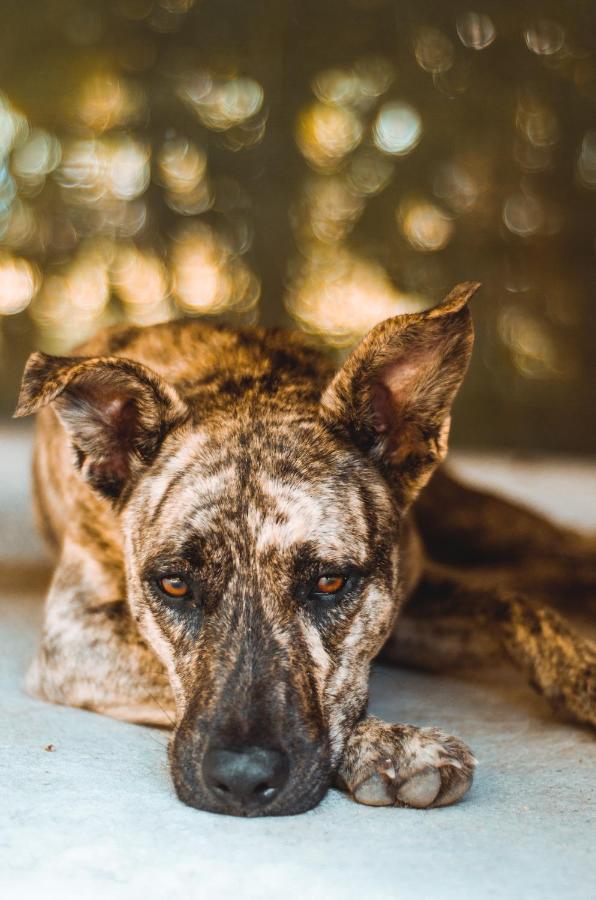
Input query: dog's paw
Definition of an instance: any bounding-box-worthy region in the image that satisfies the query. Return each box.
[337,717,476,809]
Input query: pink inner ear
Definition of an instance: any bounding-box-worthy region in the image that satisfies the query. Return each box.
[370,382,393,434]
[382,356,429,396]
[63,381,141,495]
[102,395,128,422]
[371,351,435,434]
[98,393,139,446]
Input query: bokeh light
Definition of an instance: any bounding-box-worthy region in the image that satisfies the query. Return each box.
[373,102,422,156]
[286,247,427,347]
[30,242,112,351]
[433,162,478,213]
[0,93,28,158]
[524,20,565,57]
[516,94,558,149]
[0,0,594,453]
[158,137,212,214]
[502,193,544,237]
[347,149,394,196]
[399,201,454,251]
[108,138,150,200]
[0,254,39,315]
[294,176,364,246]
[296,102,363,170]
[577,130,596,189]
[171,225,260,317]
[0,200,38,250]
[57,136,149,200]
[413,27,454,74]
[112,245,171,325]
[158,138,207,193]
[456,12,496,50]
[313,58,394,110]
[498,307,574,380]
[181,72,264,131]
[75,74,146,132]
[12,130,61,189]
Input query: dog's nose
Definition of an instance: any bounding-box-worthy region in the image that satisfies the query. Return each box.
[202,746,289,809]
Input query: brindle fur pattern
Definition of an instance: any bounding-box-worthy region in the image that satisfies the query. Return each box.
[15,282,596,816]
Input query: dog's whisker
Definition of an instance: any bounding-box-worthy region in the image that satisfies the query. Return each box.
[141,729,170,751]
[145,689,176,729]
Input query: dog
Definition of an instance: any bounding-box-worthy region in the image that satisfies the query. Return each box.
[14,281,595,817]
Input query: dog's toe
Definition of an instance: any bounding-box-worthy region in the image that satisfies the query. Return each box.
[353,772,394,806]
[432,762,475,807]
[396,767,442,808]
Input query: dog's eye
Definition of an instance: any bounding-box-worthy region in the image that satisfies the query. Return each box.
[300,568,362,613]
[314,575,346,595]
[158,575,190,599]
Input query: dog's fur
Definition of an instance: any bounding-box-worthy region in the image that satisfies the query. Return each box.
[15,282,596,816]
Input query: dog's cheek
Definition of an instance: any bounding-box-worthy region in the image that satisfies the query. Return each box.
[324,653,370,766]
[121,561,189,714]
[322,587,399,765]
[299,618,332,699]
[363,581,403,657]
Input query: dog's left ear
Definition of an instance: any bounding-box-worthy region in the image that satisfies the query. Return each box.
[14,353,189,501]
[320,282,480,508]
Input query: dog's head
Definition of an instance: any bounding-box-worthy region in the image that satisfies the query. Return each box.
[16,282,478,816]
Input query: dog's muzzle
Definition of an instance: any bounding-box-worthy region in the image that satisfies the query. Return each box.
[170,674,331,816]
[171,729,330,816]
[168,611,332,815]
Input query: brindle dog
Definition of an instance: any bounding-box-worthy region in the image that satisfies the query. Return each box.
[15,282,596,817]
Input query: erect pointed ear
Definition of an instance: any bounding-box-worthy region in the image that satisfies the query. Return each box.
[320,282,480,508]
[14,352,189,502]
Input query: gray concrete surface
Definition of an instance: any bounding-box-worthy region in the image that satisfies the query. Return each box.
[0,426,594,900]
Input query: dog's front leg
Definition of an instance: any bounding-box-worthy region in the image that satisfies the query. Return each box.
[28,537,175,726]
[336,717,476,808]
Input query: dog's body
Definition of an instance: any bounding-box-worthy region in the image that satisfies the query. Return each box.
[16,283,595,816]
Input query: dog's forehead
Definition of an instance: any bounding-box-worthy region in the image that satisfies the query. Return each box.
[129,419,392,558]
[250,472,367,557]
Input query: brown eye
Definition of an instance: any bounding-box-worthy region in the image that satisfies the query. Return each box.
[315,575,346,595]
[159,576,190,598]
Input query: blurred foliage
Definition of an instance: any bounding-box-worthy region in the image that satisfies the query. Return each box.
[0,0,595,451]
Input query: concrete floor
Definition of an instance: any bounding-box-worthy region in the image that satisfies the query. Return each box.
[1,426,594,900]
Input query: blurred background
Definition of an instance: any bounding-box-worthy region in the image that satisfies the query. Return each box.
[0,0,594,452]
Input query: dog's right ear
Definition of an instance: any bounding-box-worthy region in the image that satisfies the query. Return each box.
[15,352,189,501]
